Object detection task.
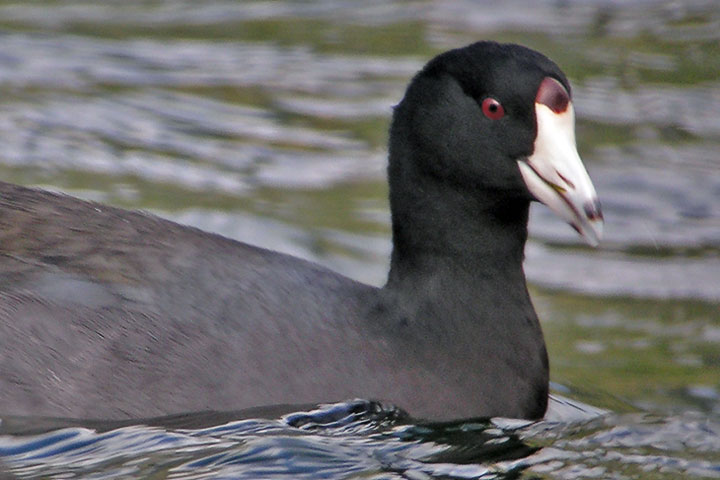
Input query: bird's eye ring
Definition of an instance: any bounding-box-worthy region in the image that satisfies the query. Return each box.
[481,97,505,120]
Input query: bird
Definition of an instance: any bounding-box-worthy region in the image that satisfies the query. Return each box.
[0,41,602,422]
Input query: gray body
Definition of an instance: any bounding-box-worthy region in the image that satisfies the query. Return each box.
[0,181,544,420]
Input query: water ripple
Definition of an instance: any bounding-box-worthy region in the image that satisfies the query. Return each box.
[1,399,718,479]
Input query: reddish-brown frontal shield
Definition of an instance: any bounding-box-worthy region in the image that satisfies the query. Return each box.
[535,77,569,114]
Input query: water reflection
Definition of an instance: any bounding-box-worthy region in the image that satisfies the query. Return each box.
[1,400,718,479]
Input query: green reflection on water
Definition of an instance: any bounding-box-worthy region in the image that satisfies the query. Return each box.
[537,289,720,414]
[0,14,430,56]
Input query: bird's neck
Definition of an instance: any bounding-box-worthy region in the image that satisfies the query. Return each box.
[375,180,547,418]
[384,180,531,297]
[372,169,547,419]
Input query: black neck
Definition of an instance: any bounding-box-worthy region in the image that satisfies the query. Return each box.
[370,147,547,418]
[384,176,530,296]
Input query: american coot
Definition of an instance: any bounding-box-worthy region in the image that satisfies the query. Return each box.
[0,41,602,421]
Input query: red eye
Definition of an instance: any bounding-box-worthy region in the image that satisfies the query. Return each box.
[481,97,505,120]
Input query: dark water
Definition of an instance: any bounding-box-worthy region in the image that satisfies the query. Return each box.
[1,398,719,479]
[0,0,719,478]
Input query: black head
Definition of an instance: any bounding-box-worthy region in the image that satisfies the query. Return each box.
[386,41,604,276]
[389,41,571,199]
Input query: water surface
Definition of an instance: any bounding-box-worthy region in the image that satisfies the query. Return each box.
[0,0,718,478]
